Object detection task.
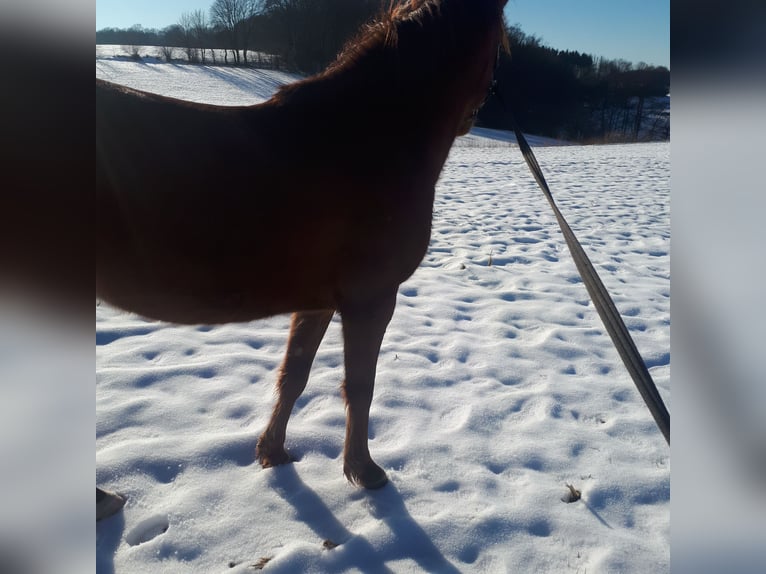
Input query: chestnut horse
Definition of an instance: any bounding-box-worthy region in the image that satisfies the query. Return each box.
[97,0,509,489]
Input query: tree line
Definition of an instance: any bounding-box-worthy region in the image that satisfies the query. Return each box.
[96,2,669,142]
[477,26,670,142]
[97,0,380,70]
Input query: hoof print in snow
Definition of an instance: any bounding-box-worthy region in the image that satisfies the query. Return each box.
[562,483,581,503]
[125,514,169,546]
[250,557,272,570]
[322,539,339,550]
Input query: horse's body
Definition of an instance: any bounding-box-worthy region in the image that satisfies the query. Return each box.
[97,0,508,488]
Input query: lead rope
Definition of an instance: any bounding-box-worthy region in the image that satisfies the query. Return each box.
[492,85,670,445]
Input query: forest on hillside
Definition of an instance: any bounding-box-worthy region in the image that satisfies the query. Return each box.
[97,0,669,142]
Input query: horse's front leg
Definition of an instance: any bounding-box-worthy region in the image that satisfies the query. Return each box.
[340,293,396,489]
[257,310,333,467]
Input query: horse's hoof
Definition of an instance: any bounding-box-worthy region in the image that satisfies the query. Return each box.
[361,471,389,490]
[256,444,292,468]
[344,462,389,490]
[96,487,126,521]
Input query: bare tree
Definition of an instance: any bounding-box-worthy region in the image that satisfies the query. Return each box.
[159,45,175,62]
[210,0,262,65]
[178,12,199,63]
[188,10,210,64]
[121,23,145,60]
[122,44,142,60]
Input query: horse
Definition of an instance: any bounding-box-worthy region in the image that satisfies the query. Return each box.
[96,0,509,490]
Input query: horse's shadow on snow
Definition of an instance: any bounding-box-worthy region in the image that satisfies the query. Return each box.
[268,464,461,573]
[96,508,125,574]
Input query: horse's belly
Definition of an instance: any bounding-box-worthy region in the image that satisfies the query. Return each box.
[97,271,335,325]
[97,246,339,324]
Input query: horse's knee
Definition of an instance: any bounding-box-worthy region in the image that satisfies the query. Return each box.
[341,378,375,406]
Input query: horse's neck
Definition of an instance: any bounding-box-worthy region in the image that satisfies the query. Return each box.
[332,57,463,140]
[266,43,468,188]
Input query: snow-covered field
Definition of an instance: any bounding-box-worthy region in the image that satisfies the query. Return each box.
[96,58,670,573]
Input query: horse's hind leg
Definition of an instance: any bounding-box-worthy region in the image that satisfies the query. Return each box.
[257,310,333,468]
[340,293,396,489]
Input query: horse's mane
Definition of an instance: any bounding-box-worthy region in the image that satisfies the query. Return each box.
[273,0,509,116]
[326,0,441,71]
[328,0,508,74]
[271,0,507,106]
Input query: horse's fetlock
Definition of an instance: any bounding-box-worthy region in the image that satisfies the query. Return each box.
[256,435,291,468]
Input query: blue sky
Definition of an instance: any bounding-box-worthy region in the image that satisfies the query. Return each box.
[96,0,669,68]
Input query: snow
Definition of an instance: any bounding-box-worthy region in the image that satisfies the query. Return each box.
[96,56,670,573]
[96,51,302,105]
